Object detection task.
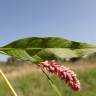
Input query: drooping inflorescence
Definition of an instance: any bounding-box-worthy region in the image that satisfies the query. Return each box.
[40,60,80,91]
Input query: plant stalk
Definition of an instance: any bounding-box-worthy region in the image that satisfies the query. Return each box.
[41,69,62,96]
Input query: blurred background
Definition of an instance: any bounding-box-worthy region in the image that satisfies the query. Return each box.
[0,0,96,96]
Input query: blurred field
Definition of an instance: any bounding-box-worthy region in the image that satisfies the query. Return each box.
[0,59,96,96]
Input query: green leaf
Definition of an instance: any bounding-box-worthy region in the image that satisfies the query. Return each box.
[0,37,96,63]
[0,51,7,55]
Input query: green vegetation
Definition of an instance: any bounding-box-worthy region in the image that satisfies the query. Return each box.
[0,37,96,96]
[0,68,96,96]
[0,37,96,64]
[2,37,94,48]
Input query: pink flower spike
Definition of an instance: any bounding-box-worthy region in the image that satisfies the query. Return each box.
[40,60,80,91]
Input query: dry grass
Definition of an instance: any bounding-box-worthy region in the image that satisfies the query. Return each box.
[0,59,96,79]
[0,60,96,96]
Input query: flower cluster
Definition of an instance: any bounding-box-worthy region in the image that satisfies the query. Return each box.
[40,60,80,91]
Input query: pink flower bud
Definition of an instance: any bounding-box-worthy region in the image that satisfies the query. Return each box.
[40,60,80,91]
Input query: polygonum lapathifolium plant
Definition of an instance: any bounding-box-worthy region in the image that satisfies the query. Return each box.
[1,37,93,95]
[40,60,80,91]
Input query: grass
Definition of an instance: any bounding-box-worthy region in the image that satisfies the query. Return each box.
[0,60,96,96]
[0,68,95,96]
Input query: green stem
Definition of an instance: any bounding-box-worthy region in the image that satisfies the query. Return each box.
[0,48,43,51]
[41,69,62,96]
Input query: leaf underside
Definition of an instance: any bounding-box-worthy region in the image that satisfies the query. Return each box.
[0,37,96,63]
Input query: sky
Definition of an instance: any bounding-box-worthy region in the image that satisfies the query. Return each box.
[0,0,96,61]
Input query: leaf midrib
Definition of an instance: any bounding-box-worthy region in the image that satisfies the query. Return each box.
[0,47,96,51]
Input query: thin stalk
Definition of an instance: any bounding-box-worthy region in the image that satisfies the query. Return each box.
[41,69,62,96]
[0,69,18,96]
[0,48,43,51]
